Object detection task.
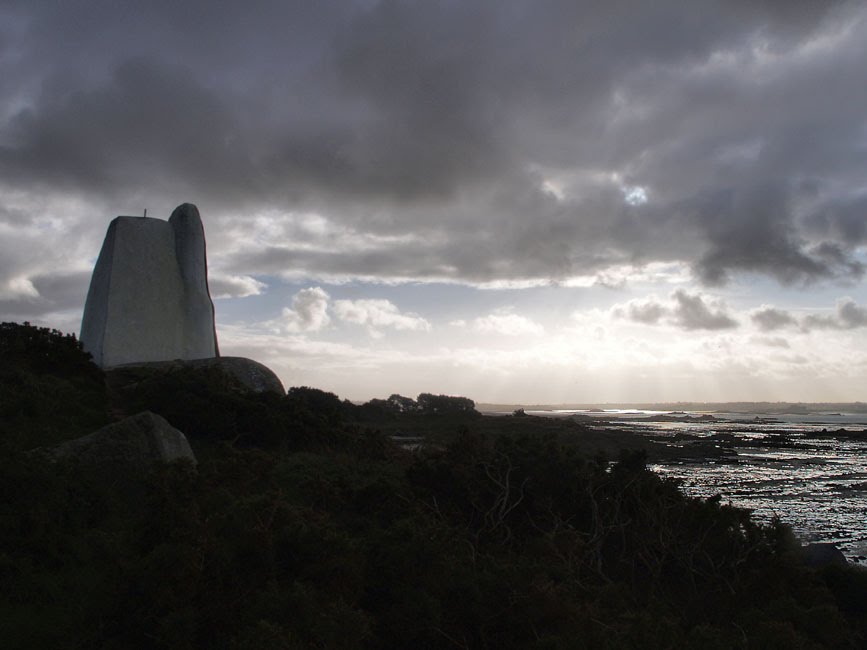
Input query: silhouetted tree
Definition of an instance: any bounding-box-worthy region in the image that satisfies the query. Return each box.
[386,394,417,413]
[416,393,476,415]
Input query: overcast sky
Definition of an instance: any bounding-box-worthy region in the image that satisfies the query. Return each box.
[2,0,866,403]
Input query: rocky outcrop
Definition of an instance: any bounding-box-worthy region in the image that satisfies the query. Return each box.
[80,203,218,367]
[193,356,285,394]
[40,411,196,470]
[109,356,286,395]
[802,542,848,567]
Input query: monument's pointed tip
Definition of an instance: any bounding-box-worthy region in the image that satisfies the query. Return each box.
[169,203,201,221]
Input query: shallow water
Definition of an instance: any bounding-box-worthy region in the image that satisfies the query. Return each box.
[634,421,867,561]
[529,410,867,562]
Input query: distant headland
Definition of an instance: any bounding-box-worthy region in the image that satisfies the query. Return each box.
[477,401,867,415]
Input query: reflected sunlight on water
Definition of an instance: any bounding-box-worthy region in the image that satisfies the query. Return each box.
[539,410,867,562]
[636,421,867,562]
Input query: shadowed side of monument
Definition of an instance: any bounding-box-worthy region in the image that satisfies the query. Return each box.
[80,204,218,367]
[170,203,220,358]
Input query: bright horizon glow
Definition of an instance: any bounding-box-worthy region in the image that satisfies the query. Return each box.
[198,278,867,405]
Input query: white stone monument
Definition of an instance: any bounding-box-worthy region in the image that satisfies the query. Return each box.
[80,203,219,367]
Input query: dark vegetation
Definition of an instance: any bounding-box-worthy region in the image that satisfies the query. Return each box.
[0,322,107,449]
[2,321,867,649]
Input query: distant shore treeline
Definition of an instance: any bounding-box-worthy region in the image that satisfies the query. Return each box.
[478,401,867,414]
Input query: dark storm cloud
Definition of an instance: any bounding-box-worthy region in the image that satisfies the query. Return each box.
[621,301,667,325]
[690,185,837,285]
[748,298,867,332]
[751,306,798,331]
[1,59,248,200]
[0,0,865,290]
[670,290,739,330]
[0,271,90,318]
[803,298,867,330]
[802,195,867,277]
[613,290,739,331]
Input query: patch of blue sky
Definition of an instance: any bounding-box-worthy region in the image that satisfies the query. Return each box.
[214,276,623,329]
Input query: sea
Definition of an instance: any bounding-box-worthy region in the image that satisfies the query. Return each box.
[527,409,867,563]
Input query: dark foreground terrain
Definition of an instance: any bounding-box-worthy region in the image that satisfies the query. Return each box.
[2,322,867,649]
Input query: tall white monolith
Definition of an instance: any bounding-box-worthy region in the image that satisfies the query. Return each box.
[80,203,219,367]
[169,203,220,359]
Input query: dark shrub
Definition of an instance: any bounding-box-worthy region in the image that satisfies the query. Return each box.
[0,322,107,449]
